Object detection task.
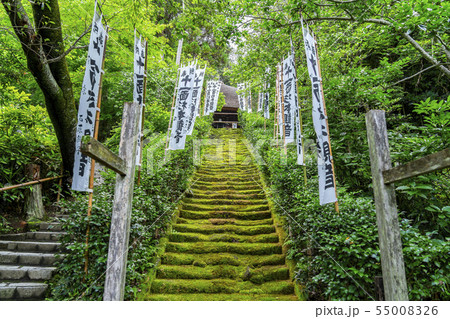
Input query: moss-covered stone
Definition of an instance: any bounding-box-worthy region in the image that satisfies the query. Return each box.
[172,223,275,235]
[165,242,282,255]
[136,128,300,301]
[169,231,279,243]
[161,253,286,267]
[179,210,272,220]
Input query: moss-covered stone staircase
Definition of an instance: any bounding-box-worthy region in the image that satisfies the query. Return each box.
[140,129,298,301]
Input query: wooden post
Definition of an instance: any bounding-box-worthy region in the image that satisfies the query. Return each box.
[366,110,409,301]
[137,41,148,186]
[314,36,339,213]
[24,164,44,220]
[103,102,141,301]
[164,68,180,162]
[84,31,108,275]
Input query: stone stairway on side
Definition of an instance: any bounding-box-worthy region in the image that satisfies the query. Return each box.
[0,216,67,300]
[140,129,298,301]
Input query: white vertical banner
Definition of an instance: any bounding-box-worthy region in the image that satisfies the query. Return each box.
[176,39,183,66]
[203,81,212,115]
[72,10,107,192]
[211,81,221,113]
[282,55,296,145]
[169,64,195,150]
[264,77,270,119]
[277,64,283,137]
[257,92,263,112]
[237,83,245,110]
[302,25,337,205]
[187,67,205,135]
[246,83,252,113]
[194,68,206,117]
[134,32,147,166]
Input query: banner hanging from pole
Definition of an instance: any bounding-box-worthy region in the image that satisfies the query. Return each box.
[282,55,296,145]
[246,83,252,113]
[187,67,206,135]
[176,39,183,66]
[302,24,337,205]
[208,81,221,114]
[72,9,107,192]
[134,32,147,166]
[169,63,195,150]
[237,83,245,110]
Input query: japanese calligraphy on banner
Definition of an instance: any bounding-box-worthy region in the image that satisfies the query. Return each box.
[264,92,270,119]
[203,81,212,115]
[257,92,263,112]
[134,33,147,166]
[72,10,107,192]
[246,83,252,113]
[277,64,283,137]
[169,64,195,150]
[187,67,206,135]
[237,83,245,110]
[205,80,221,115]
[302,25,337,205]
[211,81,221,113]
[282,55,296,145]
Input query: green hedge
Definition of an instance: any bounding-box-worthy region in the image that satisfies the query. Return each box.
[49,115,212,300]
[240,111,449,301]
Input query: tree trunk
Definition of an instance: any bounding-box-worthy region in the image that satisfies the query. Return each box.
[2,0,78,180]
[24,164,44,220]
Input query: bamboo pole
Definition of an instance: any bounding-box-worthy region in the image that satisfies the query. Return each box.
[137,41,148,186]
[164,67,181,163]
[84,31,108,275]
[0,175,64,193]
[314,36,339,213]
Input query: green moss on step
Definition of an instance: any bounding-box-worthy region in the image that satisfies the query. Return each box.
[173,223,275,235]
[179,210,272,220]
[162,252,286,267]
[169,231,279,243]
[165,242,282,255]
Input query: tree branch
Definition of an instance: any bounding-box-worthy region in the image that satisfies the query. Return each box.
[304,16,450,79]
[326,0,361,3]
[388,63,450,87]
[45,26,91,64]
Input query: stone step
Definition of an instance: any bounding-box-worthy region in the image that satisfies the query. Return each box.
[169,231,279,244]
[165,242,282,255]
[0,265,55,281]
[182,198,268,206]
[197,167,258,174]
[157,265,289,282]
[39,222,63,232]
[179,210,272,220]
[173,223,275,236]
[193,180,262,188]
[176,217,273,226]
[181,203,269,212]
[0,251,61,266]
[191,192,266,200]
[145,293,298,301]
[0,240,61,253]
[193,173,260,181]
[191,188,263,195]
[0,231,64,242]
[150,278,294,295]
[0,282,47,300]
[161,252,286,267]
